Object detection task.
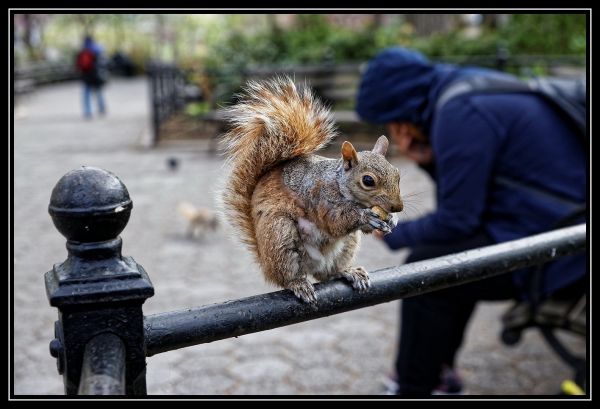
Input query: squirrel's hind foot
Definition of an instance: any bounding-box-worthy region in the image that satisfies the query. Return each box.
[288,279,317,304]
[342,266,371,292]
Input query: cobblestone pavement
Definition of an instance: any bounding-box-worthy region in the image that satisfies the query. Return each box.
[13,78,585,396]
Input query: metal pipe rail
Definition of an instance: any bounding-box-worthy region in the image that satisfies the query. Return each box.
[144,223,586,356]
[78,333,126,395]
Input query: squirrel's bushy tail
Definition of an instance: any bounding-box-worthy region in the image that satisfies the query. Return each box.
[221,76,337,254]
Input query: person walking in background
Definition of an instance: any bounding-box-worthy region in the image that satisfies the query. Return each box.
[76,35,109,119]
[355,47,587,396]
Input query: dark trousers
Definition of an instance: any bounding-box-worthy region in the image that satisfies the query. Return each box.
[395,233,521,396]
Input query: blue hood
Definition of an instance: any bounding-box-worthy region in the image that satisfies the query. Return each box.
[356,47,494,132]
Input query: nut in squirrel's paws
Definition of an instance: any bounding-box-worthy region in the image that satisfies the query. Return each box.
[342,266,371,292]
[363,207,392,234]
[371,205,398,234]
[371,205,389,220]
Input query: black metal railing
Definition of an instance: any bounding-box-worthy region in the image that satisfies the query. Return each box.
[78,333,126,395]
[45,166,153,395]
[44,167,587,395]
[148,62,185,146]
[147,62,203,146]
[144,224,586,356]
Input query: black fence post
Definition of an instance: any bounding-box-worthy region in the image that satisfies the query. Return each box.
[169,66,178,115]
[149,63,161,147]
[44,166,154,395]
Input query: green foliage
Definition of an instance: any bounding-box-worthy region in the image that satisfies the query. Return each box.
[412,29,500,58]
[499,14,587,55]
[25,13,588,68]
[185,102,210,116]
[201,13,586,70]
[408,15,586,62]
[202,14,407,68]
[194,13,587,108]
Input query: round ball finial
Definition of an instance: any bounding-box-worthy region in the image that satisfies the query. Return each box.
[48,166,133,242]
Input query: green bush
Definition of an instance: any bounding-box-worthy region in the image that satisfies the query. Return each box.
[499,14,587,55]
[197,14,587,108]
[412,30,501,58]
[202,14,585,79]
[203,14,407,68]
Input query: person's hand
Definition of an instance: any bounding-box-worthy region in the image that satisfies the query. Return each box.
[373,229,386,240]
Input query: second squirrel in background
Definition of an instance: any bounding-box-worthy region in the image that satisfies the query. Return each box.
[178,201,219,240]
[221,77,403,304]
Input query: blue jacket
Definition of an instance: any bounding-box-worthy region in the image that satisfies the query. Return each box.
[356,47,587,298]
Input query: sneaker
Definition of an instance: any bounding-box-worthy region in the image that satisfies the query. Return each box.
[381,374,400,395]
[432,366,463,395]
[381,366,463,396]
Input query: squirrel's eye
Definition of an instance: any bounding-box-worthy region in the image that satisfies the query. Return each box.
[362,175,375,187]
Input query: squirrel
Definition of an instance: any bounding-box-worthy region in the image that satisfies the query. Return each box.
[178,201,219,240]
[221,76,403,304]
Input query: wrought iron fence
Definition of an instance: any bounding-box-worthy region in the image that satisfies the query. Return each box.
[44,166,587,395]
[147,62,203,146]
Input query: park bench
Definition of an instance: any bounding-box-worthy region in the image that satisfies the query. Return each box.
[202,62,383,152]
[201,51,586,141]
[15,62,78,92]
[144,49,585,147]
[14,62,79,101]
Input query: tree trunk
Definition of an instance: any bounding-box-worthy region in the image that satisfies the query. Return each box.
[22,14,37,60]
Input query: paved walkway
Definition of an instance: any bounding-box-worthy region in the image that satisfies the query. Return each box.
[13,78,584,396]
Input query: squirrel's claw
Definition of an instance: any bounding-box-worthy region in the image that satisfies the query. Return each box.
[364,209,392,233]
[342,266,371,293]
[288,279,318,304]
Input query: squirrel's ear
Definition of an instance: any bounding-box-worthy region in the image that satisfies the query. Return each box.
[372,135,389,156]
[341,141,359,170]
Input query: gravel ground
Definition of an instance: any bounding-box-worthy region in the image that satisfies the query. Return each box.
[12,78,585,397]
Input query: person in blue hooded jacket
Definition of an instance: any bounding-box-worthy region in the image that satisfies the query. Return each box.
[356,47,587,395]
[76,35,108,118]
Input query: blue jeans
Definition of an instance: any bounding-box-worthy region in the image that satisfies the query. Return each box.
[83,83,105,117]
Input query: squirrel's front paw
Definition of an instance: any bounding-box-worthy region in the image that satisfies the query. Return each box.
[360,209,392,234]
[288,279,317,304]
[342,266,371,292]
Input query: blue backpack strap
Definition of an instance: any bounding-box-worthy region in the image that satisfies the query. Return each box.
[529,77,587,137]
[436,75,587,141]
[435,75,531,112]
